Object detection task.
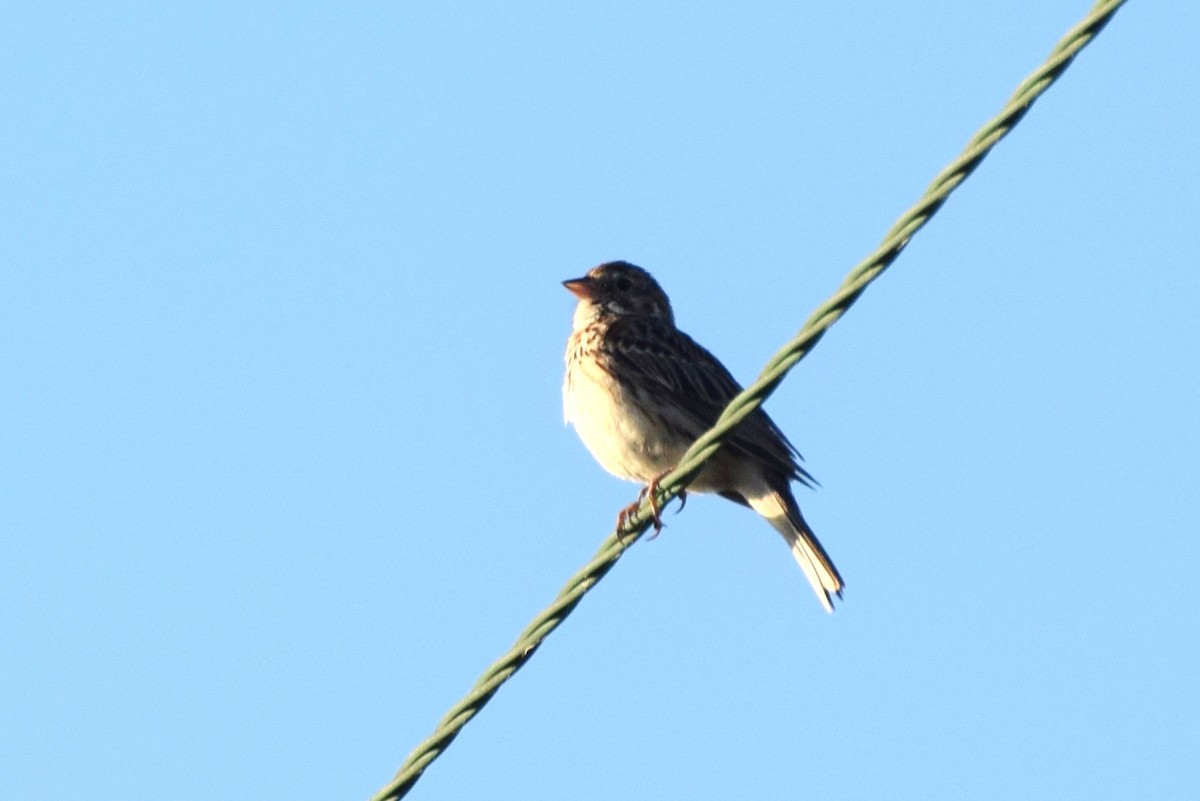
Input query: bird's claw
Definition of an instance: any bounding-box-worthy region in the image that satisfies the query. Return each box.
[616,472,677,541]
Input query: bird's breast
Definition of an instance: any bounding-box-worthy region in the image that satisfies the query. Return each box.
[563,332,680,483]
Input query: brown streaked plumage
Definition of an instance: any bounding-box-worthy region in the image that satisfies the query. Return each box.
[562,260,844,612]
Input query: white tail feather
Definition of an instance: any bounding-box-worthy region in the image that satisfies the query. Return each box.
[747,491,843,613]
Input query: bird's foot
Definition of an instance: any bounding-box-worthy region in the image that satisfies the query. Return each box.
[614,471,675,541]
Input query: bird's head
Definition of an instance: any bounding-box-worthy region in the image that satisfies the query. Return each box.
[562,261,674,325]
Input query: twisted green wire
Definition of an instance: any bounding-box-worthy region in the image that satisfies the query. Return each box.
[372,2,1127,798]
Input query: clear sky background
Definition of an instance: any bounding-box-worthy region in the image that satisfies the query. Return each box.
[3,3,1197,800]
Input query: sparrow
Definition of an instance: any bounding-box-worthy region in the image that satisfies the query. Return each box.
[562,260,844,612]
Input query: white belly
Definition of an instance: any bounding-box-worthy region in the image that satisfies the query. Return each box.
[564,357,682,484]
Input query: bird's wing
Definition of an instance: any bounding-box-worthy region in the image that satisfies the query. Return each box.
[605,317,814,486]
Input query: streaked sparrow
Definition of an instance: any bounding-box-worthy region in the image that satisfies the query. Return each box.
[562,260,844,612]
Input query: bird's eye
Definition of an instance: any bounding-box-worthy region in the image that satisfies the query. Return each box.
[615,276,632,292]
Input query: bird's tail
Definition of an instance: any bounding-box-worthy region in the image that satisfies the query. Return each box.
[748,490,844,613]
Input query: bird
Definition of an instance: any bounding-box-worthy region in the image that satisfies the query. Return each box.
[562,260,844,612]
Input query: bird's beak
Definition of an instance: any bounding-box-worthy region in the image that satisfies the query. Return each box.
[562,276,596,299]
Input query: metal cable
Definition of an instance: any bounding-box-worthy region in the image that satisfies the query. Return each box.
[372,2,1128,797]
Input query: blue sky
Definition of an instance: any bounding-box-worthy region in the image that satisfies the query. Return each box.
[3,3,1197,800]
